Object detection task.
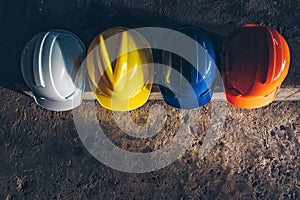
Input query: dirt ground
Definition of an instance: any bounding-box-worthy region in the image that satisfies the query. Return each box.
[0,0,299,199]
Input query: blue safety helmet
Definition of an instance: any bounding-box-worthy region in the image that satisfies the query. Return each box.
[157,27,217,109]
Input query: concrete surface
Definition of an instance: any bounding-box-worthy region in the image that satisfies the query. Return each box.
[0,0,299,199]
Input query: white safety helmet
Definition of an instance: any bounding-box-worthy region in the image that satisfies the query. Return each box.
[21,30,86,111]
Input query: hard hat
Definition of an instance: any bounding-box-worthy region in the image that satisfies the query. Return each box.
[221,24,290,109]
[21,30,86,111]
[157,27,217,109]
[87,27,154,111]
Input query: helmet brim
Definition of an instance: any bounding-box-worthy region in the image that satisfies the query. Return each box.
[225,87,279,109]
[161,89,213,109]
[94,87,151,111]
[33,88,83,111]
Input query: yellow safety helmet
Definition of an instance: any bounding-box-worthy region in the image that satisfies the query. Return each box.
[87,27,154,111]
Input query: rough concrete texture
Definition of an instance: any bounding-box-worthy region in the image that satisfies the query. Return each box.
[0,0,299,199]
[0,87,299,199]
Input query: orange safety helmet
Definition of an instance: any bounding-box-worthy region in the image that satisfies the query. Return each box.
[221,24,290,109]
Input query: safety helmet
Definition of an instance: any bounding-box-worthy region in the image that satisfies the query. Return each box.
[157,27,217,109]
[21,30,86,111]
[87,27,154,111]
[221,24,290,109]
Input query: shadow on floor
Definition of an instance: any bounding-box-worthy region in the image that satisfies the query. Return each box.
[0,0,231,94]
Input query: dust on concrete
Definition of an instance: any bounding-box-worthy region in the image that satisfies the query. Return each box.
[0,86,299,199]
[0,0,299,199]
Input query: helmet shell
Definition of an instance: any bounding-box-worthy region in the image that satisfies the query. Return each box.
[21,30,86,111]
[87,27,154,111]
[158,27,217,109]
[221,24,290,109]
